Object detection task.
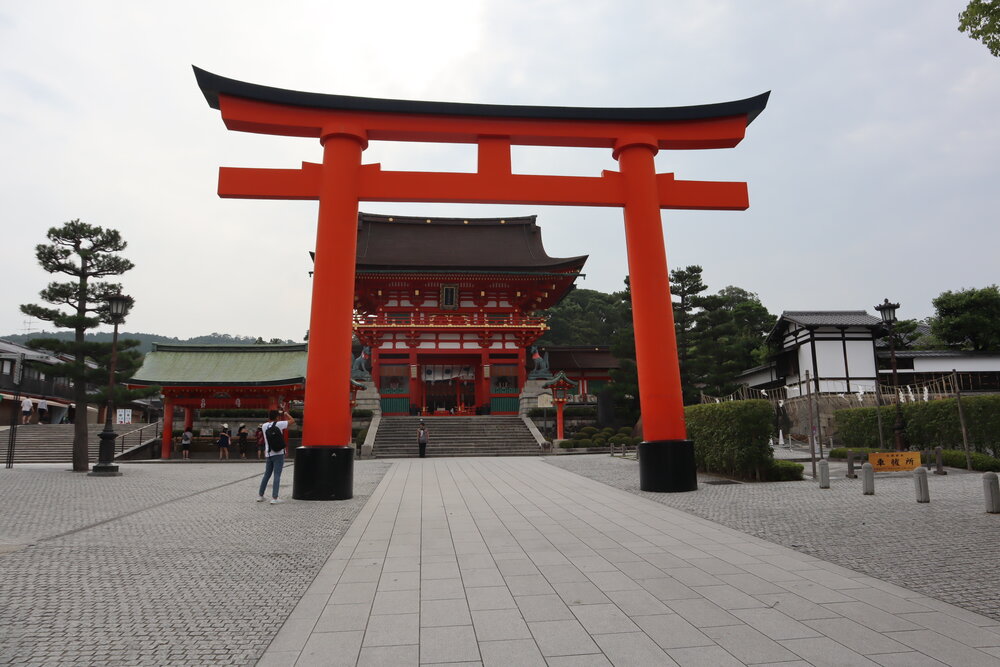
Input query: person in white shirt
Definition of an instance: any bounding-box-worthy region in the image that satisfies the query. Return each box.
[20,397,33,424]
[257,407,296,504]
[37,397,48,424]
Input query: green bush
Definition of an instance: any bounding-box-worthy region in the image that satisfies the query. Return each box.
[352,409,373,419]
[558,440,575,449]
[685,400,774,478]
[580,426,599,436]
[765,459,804,481]
[834,396,1000,454]
[617,426,633,436]
[572,431,586,440]
[629,437,642,447]
[564,406,597,417]
[574,439,594,448]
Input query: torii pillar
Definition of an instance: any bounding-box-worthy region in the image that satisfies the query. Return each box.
[194,66,768,497]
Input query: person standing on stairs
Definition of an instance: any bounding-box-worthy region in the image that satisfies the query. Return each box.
[417,420,429,458]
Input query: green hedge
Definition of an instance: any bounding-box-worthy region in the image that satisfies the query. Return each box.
[684,400,774,478]
[834,396,1000,454]
[765,460,804,481]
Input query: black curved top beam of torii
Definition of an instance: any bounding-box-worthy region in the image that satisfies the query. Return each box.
[193,66,769,126]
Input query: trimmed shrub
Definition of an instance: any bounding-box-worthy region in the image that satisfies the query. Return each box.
[558,440,575,449]
[617,426,633,436]
[574,439,594,448]
[834,396,1000,454]
[765,460,804,481]
[684,400,774,478]
[580,426,599,436]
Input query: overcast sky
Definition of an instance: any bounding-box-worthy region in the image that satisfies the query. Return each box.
[1,1,996,342]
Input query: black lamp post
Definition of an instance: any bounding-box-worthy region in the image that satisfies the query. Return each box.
[90,293,131,476]
[874,298,907,452]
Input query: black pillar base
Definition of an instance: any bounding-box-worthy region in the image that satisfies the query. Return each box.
[292,446,354,500]
[90,430,122,476]
[88,463,122,477]
[638,440,697,492]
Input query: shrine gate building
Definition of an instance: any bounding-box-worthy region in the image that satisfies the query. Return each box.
[350,212,585,416]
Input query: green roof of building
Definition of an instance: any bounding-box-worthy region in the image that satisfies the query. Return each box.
[128,343,308,387]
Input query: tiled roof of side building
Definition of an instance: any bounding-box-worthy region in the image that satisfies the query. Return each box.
[128,343,308,387]
[780,311,883,327]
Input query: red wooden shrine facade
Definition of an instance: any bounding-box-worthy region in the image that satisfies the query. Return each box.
[351,213,585,416]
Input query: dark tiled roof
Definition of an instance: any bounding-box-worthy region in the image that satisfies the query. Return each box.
[781,311,882,327]
[767,311,882,345]
[355,213,587,273]
[547,347,620,371]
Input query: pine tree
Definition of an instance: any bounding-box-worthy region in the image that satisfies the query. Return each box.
[20,220,135,472]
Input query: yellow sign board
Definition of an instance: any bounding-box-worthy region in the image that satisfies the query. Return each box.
[868,452,921,472]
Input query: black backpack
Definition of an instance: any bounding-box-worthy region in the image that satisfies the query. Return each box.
[265,421,285,452]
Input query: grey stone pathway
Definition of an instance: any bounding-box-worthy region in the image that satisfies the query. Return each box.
[263,458,1000,666]
[0,460,390,666]
[547,454,1000,622]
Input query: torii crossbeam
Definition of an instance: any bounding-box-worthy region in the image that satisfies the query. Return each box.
[194,66,768,497]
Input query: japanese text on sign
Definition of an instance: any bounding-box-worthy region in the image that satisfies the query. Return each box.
[868,452,921,471]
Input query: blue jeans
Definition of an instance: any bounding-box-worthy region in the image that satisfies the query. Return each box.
[258,454,285,498]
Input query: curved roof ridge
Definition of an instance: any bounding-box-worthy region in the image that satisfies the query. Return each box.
[194,66,770,125]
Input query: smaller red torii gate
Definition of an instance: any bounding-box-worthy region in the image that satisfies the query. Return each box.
[194,67,768,497]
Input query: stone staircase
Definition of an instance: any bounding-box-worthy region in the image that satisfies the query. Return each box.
[0,423,160,464]
[372,416,541,458]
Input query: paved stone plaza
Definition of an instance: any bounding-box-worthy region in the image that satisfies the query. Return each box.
[548,455,1000,622]
[0,461,391,666]
[2,457,1000,666]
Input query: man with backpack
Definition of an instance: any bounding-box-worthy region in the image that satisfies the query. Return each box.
[257,407,295,504]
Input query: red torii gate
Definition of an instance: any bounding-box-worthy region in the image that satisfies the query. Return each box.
[194,67,768,497]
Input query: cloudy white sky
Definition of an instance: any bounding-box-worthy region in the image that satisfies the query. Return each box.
[1,1,996,342]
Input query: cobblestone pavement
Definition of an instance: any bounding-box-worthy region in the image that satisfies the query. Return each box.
[546,455,1000,622]
[0,460,390,666]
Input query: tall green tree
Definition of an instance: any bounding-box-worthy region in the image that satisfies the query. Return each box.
[688,287,775,400]
[929,285,1000,351]
[20,220,135,472]
[669,265,708,401]
[537,288,626,347]
[959,0,1000,56]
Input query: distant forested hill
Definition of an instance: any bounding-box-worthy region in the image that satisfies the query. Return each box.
[0,332,296,355]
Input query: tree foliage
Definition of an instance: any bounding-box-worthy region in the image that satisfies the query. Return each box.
[929,285,1000,351]
[20,220,136,472]
[541,268,776,419]
[959,0,1000,56]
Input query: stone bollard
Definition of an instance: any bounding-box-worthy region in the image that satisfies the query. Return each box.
[914,466,930,503]
[933,446,947,475]
[985,472,1000,514]
[846,450,858,479]
[818,459,830,489]
[862,462,875,495]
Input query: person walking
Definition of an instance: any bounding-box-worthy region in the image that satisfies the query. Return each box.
[217,423,232,460]
[20,397,33,424]
[180,426,194,460]
[37,397,48,424]
[258,407,295,504]
[417,420,429,458]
